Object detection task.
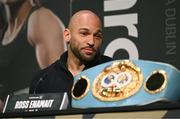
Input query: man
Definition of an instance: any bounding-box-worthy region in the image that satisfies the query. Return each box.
[29,10,112,103]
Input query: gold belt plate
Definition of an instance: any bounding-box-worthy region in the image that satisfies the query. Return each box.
[92,60,144,101]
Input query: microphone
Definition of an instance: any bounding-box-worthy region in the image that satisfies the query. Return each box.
[32,74,70,109]
[33,73,47,94]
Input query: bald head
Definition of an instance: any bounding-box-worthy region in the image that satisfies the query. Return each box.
[64,10,103,64]
[68,10,102,30]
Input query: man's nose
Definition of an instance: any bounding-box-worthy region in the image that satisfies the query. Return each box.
[87,35,95,47]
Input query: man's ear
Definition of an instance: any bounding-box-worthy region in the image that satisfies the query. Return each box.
[64,28,71,43]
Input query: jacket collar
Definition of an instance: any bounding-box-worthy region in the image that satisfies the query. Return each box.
[59,51,100,71]
[59,51,68,65]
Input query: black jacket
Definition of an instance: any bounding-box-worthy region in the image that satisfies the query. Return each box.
[29,51,112,105]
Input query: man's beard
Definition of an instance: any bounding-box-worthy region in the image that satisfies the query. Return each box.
[70,44,100,64]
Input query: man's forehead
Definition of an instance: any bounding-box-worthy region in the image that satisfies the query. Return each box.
[72,10,98,20]
[69,10,101,28]
[78,28,102,33]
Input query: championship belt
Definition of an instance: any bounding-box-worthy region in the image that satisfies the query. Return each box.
[71,60,180,108]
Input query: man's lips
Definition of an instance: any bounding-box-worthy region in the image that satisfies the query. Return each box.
[82,47,95,54]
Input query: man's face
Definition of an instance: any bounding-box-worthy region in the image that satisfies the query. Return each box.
[68,13,103,63]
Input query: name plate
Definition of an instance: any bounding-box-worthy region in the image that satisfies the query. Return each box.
[3,93,69,113]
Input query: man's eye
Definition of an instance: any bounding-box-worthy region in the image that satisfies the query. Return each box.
[80,32,88,36]
[95,34,102,39]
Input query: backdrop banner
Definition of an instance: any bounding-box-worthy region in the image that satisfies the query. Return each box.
[0,0,179,114]
[71,0,179,70]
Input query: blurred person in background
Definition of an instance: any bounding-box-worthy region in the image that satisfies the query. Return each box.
[0,0,66,108]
